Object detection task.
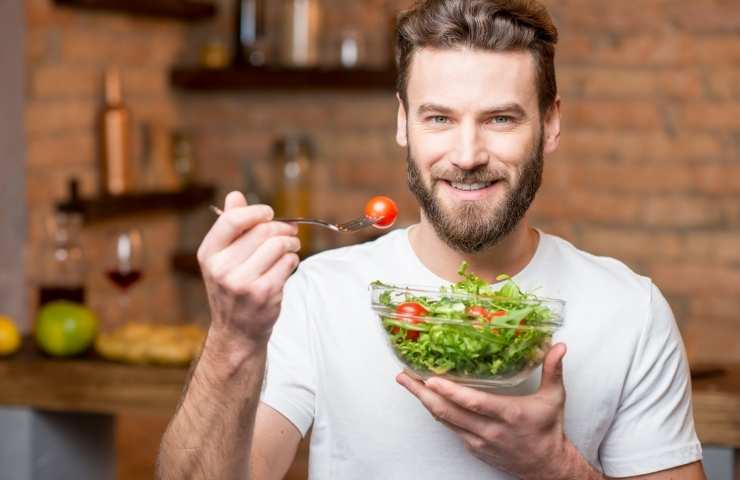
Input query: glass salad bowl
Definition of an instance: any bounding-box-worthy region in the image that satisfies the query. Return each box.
[370,266,565,389]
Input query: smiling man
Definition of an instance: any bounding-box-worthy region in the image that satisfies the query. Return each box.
[157,1,706,479]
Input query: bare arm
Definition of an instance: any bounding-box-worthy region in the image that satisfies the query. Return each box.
[156,192,301,480]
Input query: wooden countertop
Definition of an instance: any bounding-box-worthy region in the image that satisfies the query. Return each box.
[1,345,739,447]
[0,342,189,416]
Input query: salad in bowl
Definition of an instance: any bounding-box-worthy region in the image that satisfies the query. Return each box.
[370,262,565,388]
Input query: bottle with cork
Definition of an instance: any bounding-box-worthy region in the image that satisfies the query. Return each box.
[99,67,133,196]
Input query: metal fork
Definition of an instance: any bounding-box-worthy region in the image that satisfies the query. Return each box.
[209,205,379,232]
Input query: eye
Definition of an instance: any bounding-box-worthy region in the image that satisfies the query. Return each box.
[490,115,512,124]
[429,115,449,124]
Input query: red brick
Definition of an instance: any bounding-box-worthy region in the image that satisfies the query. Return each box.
[673,0,740,33]
[25,30,50,64]
[578,227,684,263]
[31,64,99,99]
[559,0,666,32]
[533,189,642,224]
[25,99,96,136]
[685,232,740,265]
[689,295,740,319]
[673,102,740,132]
[563,100,663,130]
[61,29,184,66]
[554,131,725,163]
[123,69,169,98]
[574,68,704,100]
[705,68,740,99]
[651,263,740,295]
[26,133,96,168]
[563,163,694,193]
[641,195,724,228]
[683,315,740,364]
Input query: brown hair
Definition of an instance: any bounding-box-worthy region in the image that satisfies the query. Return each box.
[396,0,558,115]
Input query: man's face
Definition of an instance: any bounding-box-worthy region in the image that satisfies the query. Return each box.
[397,48,559,253]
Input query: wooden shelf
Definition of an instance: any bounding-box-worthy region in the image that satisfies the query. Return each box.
[170,66,397,91]
[0,342,188,416]
[57,184,216,224]
[53,0,216,20]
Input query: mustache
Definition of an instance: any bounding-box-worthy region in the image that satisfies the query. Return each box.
[430,166,508,184]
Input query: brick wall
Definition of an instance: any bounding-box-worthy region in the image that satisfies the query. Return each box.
[23,0,740,478]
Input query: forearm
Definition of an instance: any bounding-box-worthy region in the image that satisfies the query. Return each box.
[157,332,268,480]
[550,442,605,480]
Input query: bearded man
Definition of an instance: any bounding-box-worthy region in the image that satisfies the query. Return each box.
[158,1,706,478]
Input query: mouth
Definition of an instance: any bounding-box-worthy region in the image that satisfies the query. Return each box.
[438,179,503,201]
[448,181,496,191]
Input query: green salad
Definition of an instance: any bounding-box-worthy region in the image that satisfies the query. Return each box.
[372,262,561,379]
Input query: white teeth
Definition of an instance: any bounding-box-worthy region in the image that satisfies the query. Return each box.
[450,181,493,191]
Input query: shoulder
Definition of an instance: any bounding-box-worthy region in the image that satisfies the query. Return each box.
[542,233,653,302]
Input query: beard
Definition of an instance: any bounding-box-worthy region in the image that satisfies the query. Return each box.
[406,129,544,254]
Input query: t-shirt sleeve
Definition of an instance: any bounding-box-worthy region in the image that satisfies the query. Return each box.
[598,282,702,477]
[260,268,316,437]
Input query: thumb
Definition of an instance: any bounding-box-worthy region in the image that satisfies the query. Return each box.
[539,342,567,395]
[224,191,248,211]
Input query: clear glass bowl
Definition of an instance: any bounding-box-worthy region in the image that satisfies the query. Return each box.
[370,283,566,389]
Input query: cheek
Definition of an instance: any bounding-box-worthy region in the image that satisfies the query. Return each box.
[486,132,532,164]
[409,128,455,169]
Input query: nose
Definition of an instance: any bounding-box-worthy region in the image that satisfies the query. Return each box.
[449,119,490,170]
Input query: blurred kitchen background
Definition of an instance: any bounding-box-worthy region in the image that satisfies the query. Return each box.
[1,0,739,479]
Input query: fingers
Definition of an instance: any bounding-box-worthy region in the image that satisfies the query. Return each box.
[396,372,491,435]
[538,342,567,396]
[209,221,299,275]
[424,376,509,420]
[224,191,248,210]
[224,235,301,285]
[198,205,274,261]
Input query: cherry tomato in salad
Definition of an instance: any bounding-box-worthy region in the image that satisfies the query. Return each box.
[514,318,527,337]
[364,196,398,229]
[466,306,490,319]
[393,302,427,341]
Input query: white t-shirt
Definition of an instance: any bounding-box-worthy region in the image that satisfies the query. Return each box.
[261,227,702,479]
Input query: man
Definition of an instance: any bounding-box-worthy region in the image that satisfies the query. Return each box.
[158,1,706,478]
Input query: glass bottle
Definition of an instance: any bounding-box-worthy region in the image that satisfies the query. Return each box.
[233,0,266,66]
[38,207,86,307]
[99,67,133,195]
[280,0,321,66]
[272,135,314,253]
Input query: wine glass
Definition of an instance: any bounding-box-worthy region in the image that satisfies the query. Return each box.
[106,229,144,329]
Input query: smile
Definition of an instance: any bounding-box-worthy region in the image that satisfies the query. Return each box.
[449,181,494,191]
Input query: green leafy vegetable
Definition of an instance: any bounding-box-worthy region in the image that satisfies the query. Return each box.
[374,262,560,380]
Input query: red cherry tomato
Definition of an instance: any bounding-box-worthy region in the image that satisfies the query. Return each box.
[466,306,490,319]
[490,310,507,318]
[364,196,398,229]
[393,302,427,341]
[514,318,527,337]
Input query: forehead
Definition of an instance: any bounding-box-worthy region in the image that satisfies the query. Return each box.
[405,47,539,112]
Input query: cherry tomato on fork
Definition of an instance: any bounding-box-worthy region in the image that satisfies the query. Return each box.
[364,196,398,229]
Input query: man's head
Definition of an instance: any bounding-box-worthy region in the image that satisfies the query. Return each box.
[395,0,561,253]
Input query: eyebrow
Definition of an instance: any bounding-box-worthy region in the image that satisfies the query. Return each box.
[416,102,528,118]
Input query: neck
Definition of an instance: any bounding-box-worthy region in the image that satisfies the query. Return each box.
[408,211,539,284]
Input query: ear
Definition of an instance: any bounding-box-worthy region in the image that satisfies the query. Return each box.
[396,93,408,148]
[543,96,561,155]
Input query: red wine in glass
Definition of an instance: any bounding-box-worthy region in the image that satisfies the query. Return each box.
[106,269,142,290]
